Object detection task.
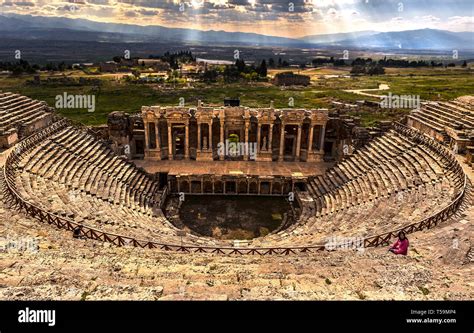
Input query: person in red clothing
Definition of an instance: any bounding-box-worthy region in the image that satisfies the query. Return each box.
[389,231,409,255]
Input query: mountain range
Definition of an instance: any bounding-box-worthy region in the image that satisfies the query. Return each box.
[0,13,473,51]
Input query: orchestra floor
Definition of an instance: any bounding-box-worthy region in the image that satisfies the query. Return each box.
[133,160,332,177]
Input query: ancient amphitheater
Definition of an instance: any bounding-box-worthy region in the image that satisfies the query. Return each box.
[1,92,473,300]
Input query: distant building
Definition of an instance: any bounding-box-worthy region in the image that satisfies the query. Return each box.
[137,59,170,71]
[119,58,137,67]
[273,72,310,86]
[224,98,240,107]
[99,62,118,73]
[196,58,234,66]
[72,63,94,69]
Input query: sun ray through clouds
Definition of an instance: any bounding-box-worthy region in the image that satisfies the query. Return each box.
[0,0,471,36]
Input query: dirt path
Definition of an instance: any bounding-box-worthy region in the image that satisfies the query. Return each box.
[343,84,390,98]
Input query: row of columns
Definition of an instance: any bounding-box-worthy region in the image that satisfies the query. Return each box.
[144,120,325,161]
[276,123,317,161]
[143,121,190,160]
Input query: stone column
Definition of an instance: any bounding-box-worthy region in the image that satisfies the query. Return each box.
[244,121,249,161]
[296,124,302,161]
[209,122,213,150]
[308,124,314,153]
[197,122,201,152]
[185,122,189,159]
[279,123,285,161]
[167,123,173,160]
[319,124,326,153]
[268,123,274,155]
[144,121,149,150]
[219,120,225,161]
[257,123,262,154]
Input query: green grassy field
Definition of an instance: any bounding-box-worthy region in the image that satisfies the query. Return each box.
[0,67,472,126]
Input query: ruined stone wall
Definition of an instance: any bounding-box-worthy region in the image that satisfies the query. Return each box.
[407,117,445,143]
[0,130,18,149]
[107,111,134,158]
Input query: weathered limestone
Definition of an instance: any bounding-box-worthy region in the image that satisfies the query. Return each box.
[0,95,472,301]
[195,109,214,161]
[407,96,474,154]
[0,92,54,148]
[141,103,328,162]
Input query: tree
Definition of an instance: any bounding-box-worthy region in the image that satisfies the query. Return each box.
[12,66,24,76]
[132,70,140,78]
[58,62,67,71]
[367,64,385,75]
[461,60,467,67]
[350,65,366,75]
[268,58,275,68]
[223,65,240,82]
[235,59,246,73]
[351,58,367,66]
[257,60,267,77]
[202,68,218,82]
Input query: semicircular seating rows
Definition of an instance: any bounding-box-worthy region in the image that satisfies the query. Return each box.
[3,120,225,247]
[0,92,53,142]
[2,118,467,253]
[249,124,466,248]
[408,99,474,135]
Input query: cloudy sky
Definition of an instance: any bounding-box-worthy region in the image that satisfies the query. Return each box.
[0,0,473,37]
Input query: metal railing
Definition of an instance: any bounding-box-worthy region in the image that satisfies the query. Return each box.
[2,120,468,255]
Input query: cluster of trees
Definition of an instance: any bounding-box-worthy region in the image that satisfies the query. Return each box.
[200,59,268,83]
[352,57,467,68]
[235,59,267,77]
[350,63,386,75]
[351,57,428,68]
[429,60,466,67]
[0,60,37,75]
[267,57,290,68]
[349,57,468,75]
[0,60,70,75]
[311,57,346,67]
[149,51,195,70]
[376,57,430,67]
